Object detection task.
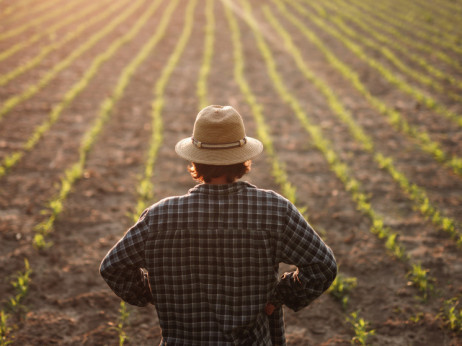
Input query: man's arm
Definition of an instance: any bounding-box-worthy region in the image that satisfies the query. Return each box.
[272,202,337,312]
[100,210,154,307]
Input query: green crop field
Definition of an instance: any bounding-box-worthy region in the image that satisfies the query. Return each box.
[0,0,461,344]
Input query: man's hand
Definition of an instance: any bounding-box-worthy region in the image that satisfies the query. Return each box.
[265,303,276,316]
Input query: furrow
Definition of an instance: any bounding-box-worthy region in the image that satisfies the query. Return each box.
[196,0,215,110]
[133,0,198,219]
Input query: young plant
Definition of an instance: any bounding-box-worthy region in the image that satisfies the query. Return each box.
[109,301,130,346]
[8,259,32,313]
[0,310,12,346]
[32,234,53,251]
[406,263,435,301]
[441,297,462,332]
[328,273,357,310]
[346,311,376,345]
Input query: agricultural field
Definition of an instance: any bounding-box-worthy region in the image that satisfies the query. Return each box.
[0,0,461,344]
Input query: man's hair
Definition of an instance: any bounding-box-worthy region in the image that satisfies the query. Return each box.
[188,161,251,183]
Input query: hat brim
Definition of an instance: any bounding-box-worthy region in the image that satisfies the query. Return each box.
[175,136,263,165]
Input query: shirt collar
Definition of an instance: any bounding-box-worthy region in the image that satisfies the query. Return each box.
[188,181,256,195]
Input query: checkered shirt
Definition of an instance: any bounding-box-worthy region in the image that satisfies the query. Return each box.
[100,181,337,345]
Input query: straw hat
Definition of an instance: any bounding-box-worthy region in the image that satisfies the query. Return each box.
[175,105,263,165]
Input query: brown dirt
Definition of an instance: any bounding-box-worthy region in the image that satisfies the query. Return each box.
[0,0,461,345]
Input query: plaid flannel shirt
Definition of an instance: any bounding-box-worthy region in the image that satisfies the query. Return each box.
[100,181,337,345]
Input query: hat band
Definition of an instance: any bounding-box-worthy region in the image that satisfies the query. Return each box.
[192,137,247,149]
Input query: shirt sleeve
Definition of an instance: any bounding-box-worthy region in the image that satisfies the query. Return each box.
[272,202,337,312]
[100,209,154,307]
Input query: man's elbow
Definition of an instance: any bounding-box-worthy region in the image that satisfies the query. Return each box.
[324,252,338,291]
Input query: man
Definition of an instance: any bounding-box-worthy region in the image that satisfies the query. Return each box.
[100,105,337,345]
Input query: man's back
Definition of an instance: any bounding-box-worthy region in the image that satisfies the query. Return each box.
[147,182,283,344]
[101,181,336,345]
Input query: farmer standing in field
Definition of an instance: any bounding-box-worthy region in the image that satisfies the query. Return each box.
[100,105,337,345]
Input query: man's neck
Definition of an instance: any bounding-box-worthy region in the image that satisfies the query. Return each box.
[207,176,236,185]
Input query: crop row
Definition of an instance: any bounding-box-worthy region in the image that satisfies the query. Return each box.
[293,0,462,179]
[376,0,461,44]
[0,0,140,177]
[33,0,174,248]
[223,0,304,220]
[196,0,215,110]
[0,0,114,64]
[235,0,460,336]
[275,0,461,245]
[347,0,462,72]
[294,0,462,132]
[0,0,57,26]
[0,0,125,86]
[0,259,31,345]
[297,0,462,178]
[0,0,82,42]
[296,0,462,175]
[313,1,462,104]
[134,0,197,220]
[325,0,462,91]
[0,0,144,121]
[359,0,462,57]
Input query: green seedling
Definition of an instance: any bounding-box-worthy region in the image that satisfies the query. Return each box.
[109,301,130,346]
[8,259,32,313]
[328,273,357,310]
[346,311,376,345]
[442,298,462,332]
[0,310,12,346]
[406,263,435,301]
[32,234,53,250]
